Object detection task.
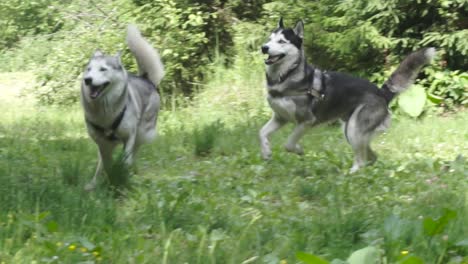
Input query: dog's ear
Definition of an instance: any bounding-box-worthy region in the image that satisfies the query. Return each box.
[115,51,122,59]
[293,20,304,39]
[93,50,104,57]
[114,51,123,64]
[113,51,123,69]
[278,17,284,29]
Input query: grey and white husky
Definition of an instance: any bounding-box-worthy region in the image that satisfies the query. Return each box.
[259,18,435,172]
[81,25,164,190]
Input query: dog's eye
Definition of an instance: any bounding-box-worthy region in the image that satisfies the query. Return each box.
[278,39,286,44]
[87,67,91,72]
[99,67,107,72]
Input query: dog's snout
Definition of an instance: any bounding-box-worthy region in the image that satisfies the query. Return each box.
[261,45,269,54]
[84,77,93,85]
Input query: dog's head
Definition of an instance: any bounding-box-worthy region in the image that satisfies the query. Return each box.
[82,50,126,100]
[261,17,304,66]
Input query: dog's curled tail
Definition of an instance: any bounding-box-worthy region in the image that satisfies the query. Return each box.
[381,47,436,102]
[126,24,165,87]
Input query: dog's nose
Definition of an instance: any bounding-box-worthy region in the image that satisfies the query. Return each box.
[84,77,93,85]
[261,45,269,54]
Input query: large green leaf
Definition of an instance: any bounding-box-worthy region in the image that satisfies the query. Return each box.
[398,85,426,117]
[296,252,329,264]
[347,246,380,264]
[423,209,457,237]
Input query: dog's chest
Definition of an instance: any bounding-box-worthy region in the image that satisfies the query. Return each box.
[267,96,298,121]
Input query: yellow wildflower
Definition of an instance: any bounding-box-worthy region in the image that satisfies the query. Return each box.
[401,250,409,255]
[80,247,88,253]
[92,251,100,257]
[280,260,288,264]
[68,244,76,251]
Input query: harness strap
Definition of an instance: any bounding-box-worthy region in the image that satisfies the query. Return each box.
[266,59,327,100]
[307,68,326,100]
[86,104,127,141]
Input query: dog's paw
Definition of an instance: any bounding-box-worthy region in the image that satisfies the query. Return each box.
[84,181,97,192]
[261,149,272,160]
[284,144,304,155]
[349,165,360,174]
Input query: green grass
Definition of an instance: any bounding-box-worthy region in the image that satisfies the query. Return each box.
[0,72,467,263]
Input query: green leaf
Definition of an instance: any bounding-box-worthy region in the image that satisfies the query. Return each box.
[46,220,58,232]
[347,246,380,264]
[398,85,426,117]
[423,218,439,236]
[423,209,457,237]
[427,93,444,104]
[398,256,424,264]
[296,251,329,264]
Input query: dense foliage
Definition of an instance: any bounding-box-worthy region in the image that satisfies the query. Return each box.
[0,0,466,110]
[0,0,64,49]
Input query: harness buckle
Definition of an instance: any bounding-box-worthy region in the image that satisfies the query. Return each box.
[307,89,325,100]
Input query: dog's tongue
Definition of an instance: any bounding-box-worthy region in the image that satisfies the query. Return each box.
[265,55,279,65]
[90,90,99,98]
[89,87,100,99]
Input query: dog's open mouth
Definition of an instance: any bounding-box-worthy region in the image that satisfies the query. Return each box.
[265,54,285,65]
[89,82,110,99]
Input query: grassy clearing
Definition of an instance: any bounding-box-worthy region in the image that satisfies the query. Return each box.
[0,72,467,263]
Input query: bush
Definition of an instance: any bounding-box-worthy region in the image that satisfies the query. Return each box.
[0,0,63,49]
[1,0,467,109]
[263,0,468,76]
[422,67,468,109]
[130,0,235,96]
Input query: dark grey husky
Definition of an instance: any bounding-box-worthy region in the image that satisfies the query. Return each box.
[259,18,435,172]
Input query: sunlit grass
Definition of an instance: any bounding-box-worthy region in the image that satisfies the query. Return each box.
[0,72,467,263]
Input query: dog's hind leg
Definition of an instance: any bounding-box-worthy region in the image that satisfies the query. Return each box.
[346,105,370,173]
[348,134,372,173]
[284,120,315,155]
[346,102,387,173]
[259,115,286,160]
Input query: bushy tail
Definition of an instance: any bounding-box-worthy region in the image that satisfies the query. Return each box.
[126,24,165,87]
[381,47,436,102]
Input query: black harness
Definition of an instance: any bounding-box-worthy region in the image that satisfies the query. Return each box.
[267,62,327,100]
[86,105,127,141]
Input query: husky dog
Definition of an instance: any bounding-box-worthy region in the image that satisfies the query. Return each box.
[259,18,435,172]
[81,25,164,190]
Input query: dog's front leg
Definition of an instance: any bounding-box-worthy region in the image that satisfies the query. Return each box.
[85,143,115,191]
[259,116,285,160]
[284,120,315,155]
